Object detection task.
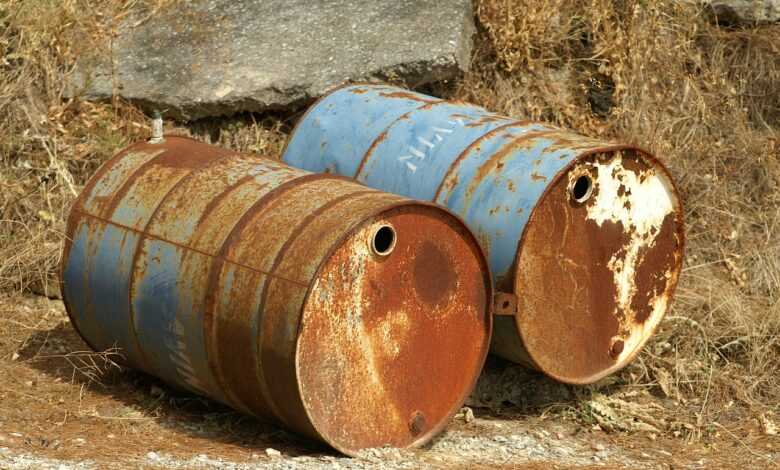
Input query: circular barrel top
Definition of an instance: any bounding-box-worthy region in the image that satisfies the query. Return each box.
[512,148,684,384]
[296,203,492,454]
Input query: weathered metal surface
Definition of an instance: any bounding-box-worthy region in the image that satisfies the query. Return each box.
[282,84,685,384]
[60,136,492,454]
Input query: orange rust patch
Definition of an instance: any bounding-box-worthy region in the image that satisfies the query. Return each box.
[378,91,438,103]
[296,205,491,454]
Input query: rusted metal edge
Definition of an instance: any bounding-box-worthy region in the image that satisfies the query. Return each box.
[431,121,550,202]
[510,142,686,385]
[294,198,494,456]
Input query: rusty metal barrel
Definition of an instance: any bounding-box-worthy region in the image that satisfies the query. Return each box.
[282,84,685,385]
[60,136,492,454]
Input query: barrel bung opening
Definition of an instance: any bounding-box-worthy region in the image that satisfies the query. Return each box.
[570,174,593,203]
[371,224,396,256]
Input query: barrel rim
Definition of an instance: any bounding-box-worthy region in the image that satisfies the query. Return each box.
[293,198,494,456]
[510,142,686,385]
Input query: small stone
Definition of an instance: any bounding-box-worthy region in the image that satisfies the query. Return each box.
[463,407,474,423]
[592,443,606,451]
[555,432,564,439]
[265,448,282,458]
[107,434,115,439]
[150,385,165,397]
[250,453,260,460]
[147,451,160,461]
[24,380,35,387]
[11,352,19,361]
[73,438,86,446]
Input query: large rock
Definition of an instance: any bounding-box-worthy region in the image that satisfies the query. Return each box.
[704,0,780,25]
[69,0,475,120]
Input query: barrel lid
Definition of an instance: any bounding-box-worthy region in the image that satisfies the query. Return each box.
[295,203,492,455]
[512,148,684,384]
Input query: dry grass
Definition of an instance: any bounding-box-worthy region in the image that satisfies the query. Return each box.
[0,0,778,451]
[0,0,286,295]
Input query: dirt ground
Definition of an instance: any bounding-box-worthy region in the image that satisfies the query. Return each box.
[0,294,776,469]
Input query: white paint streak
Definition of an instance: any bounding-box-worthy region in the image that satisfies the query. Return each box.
[409,146,425,158]
[579,153,678,362]
[417,137,435,149]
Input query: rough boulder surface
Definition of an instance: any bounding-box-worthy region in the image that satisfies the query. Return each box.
[705,0,780,24]
[70,0,475,120]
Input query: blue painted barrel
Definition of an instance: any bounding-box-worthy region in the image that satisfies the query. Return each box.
[60,136,492,454]
[283,84,685,384]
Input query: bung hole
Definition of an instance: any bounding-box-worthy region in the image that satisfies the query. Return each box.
[571,175,593,203]
[372,224,396,256]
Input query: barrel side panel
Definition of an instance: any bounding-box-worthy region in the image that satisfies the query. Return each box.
[441,133,582,288]
[355,102,516,201]
[61,217,144,367]
[284,84,437,176]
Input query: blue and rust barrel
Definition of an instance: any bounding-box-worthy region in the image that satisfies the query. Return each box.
[60,136,492,454]
[283,84,685,385]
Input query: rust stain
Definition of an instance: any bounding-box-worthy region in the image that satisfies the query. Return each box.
[433,120,529,203]
[531,172,547,182]
[378,90,439,104]
[511,147,684,384]
[296,203,491,454]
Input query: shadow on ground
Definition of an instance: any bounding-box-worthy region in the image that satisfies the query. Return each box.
[17,321,326,458]
[17,320,584,456]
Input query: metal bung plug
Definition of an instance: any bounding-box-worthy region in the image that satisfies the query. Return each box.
[149,110,165,144]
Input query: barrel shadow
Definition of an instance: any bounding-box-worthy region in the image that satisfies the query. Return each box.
[19,321,583,458]
[18,321,327,458]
